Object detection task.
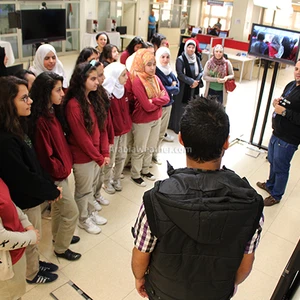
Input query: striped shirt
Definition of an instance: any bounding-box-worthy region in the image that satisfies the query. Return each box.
[133,203,264,254]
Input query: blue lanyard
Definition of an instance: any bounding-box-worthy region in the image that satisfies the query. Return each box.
[282,82,296,98]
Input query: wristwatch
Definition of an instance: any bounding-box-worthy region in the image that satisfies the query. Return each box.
[282,109,287,117]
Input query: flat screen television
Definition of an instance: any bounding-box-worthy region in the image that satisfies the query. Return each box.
[248,23,300,65]
[21,9,66,45]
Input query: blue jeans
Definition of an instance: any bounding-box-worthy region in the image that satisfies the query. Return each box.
[148,28,155,41]
[266,135,298,201]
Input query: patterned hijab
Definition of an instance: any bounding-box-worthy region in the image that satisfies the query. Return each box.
[31,44,68,88]
[102,62,126,99]
[207,44,226,78]
[130,48,160,99]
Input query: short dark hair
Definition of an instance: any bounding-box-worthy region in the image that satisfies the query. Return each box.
[75,47,99,65]
[257,32,265,41]
[95,32,110,44]
[180,96,229,163]
[101,44,118,61]
[125,36,146,55]
[14,69,36,80]
[150,33,166,48]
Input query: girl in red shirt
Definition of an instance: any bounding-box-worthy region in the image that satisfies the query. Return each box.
[102,62,132,193]
[29,72,81,261]
[64,62,109,234]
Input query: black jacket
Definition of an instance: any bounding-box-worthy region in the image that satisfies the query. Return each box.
[272,80,300,145]
[143,166,263,300]
[0,132,60,209]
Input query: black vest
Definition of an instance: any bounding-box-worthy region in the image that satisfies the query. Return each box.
[143,167,263,300]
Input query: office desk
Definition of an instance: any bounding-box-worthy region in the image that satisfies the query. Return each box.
[0,40,15,66]
[81,32,121,50]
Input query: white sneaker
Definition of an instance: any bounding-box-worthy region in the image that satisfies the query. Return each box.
[103,183,115,194]
[78,218,101,234]
[112,179,122,191]
[90,211,107,225]
[96,195,110,206]
[93,199,102,211]
[120,173,125,179]
[163,133,174,142]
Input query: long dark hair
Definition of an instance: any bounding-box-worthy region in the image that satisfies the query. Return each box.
[101,44,118,62]
[64,62,106,134]
[0,76,28,139]
[28,72,64,141]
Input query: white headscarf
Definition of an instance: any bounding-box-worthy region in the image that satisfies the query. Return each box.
[102,62,126,99]
[30,44,68,88]
[155,46,172,76]
[184,40,197,63]
[125,52,136,75]
[183,39,199,76]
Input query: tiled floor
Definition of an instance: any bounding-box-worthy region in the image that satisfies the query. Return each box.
[23,50,300,299]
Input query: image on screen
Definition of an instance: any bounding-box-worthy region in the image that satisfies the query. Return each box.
[21,9,66,45]
[248,23,300,65]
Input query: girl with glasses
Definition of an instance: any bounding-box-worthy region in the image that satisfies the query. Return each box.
[63,62,109,234]
[0,76,61,284]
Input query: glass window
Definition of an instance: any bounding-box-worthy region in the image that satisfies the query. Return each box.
[0,4,17,34]
[66,31,79,52]
[66,3,80,29]
[1,36,18,59]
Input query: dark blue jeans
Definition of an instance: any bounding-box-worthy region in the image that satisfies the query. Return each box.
[266,135,298,201]
[208,88,223,105]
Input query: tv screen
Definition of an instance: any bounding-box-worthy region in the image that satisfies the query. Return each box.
[248,23,300,65]
[21,9,66,45]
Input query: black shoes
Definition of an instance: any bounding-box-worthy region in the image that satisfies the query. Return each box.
[39,261,58,272]
[71,235,80,244]
[26,270,58,284]
[54,249,81,261]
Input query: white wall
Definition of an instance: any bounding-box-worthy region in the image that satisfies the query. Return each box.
[190,0,202,27]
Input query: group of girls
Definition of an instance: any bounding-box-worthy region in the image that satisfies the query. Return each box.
[0,35,235,298]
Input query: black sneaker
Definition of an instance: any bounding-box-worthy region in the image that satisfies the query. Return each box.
[54,249,81,261]
[26,270,58,284]
[131,177,146,187]
[39,261,58,273]
[141,172,156,181]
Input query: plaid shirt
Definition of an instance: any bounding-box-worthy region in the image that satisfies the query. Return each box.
[133,203,264,254]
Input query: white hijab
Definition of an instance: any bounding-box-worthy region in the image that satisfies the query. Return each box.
[30,44,68,88]
[102,62,126,99]
[155,46,172,76]
[183,39,199,76]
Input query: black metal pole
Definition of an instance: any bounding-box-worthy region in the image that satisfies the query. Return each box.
[249,60,270,144]
[258,62,279,146]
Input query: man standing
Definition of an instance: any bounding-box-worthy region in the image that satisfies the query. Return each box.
[180,12,188,34]
[257,59,300,206]
[148,11,156,42]
[131,97,264,300]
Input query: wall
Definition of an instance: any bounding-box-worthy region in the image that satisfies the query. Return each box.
[230,0,262,41]
[80,0,98,37]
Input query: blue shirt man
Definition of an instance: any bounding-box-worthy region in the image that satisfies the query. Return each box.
[148,11,156,41]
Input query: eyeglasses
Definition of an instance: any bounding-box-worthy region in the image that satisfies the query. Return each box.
[21,95,31,103]
[83,59,98,74]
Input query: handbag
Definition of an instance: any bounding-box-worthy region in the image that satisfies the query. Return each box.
[225,62,236,92]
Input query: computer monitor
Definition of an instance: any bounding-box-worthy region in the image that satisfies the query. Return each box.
[192,27,201,34]
[219,31,228,38]
[199,43,207,50]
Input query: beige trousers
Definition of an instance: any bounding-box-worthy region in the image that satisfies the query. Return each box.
[0,254,26,300]
[73,161,100,222]
[154,105,172,158]
[104,134,128,185]
[124,129,133,167]
[131,120,160,179]
[52,176,79,253]
[22,205,41,280]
